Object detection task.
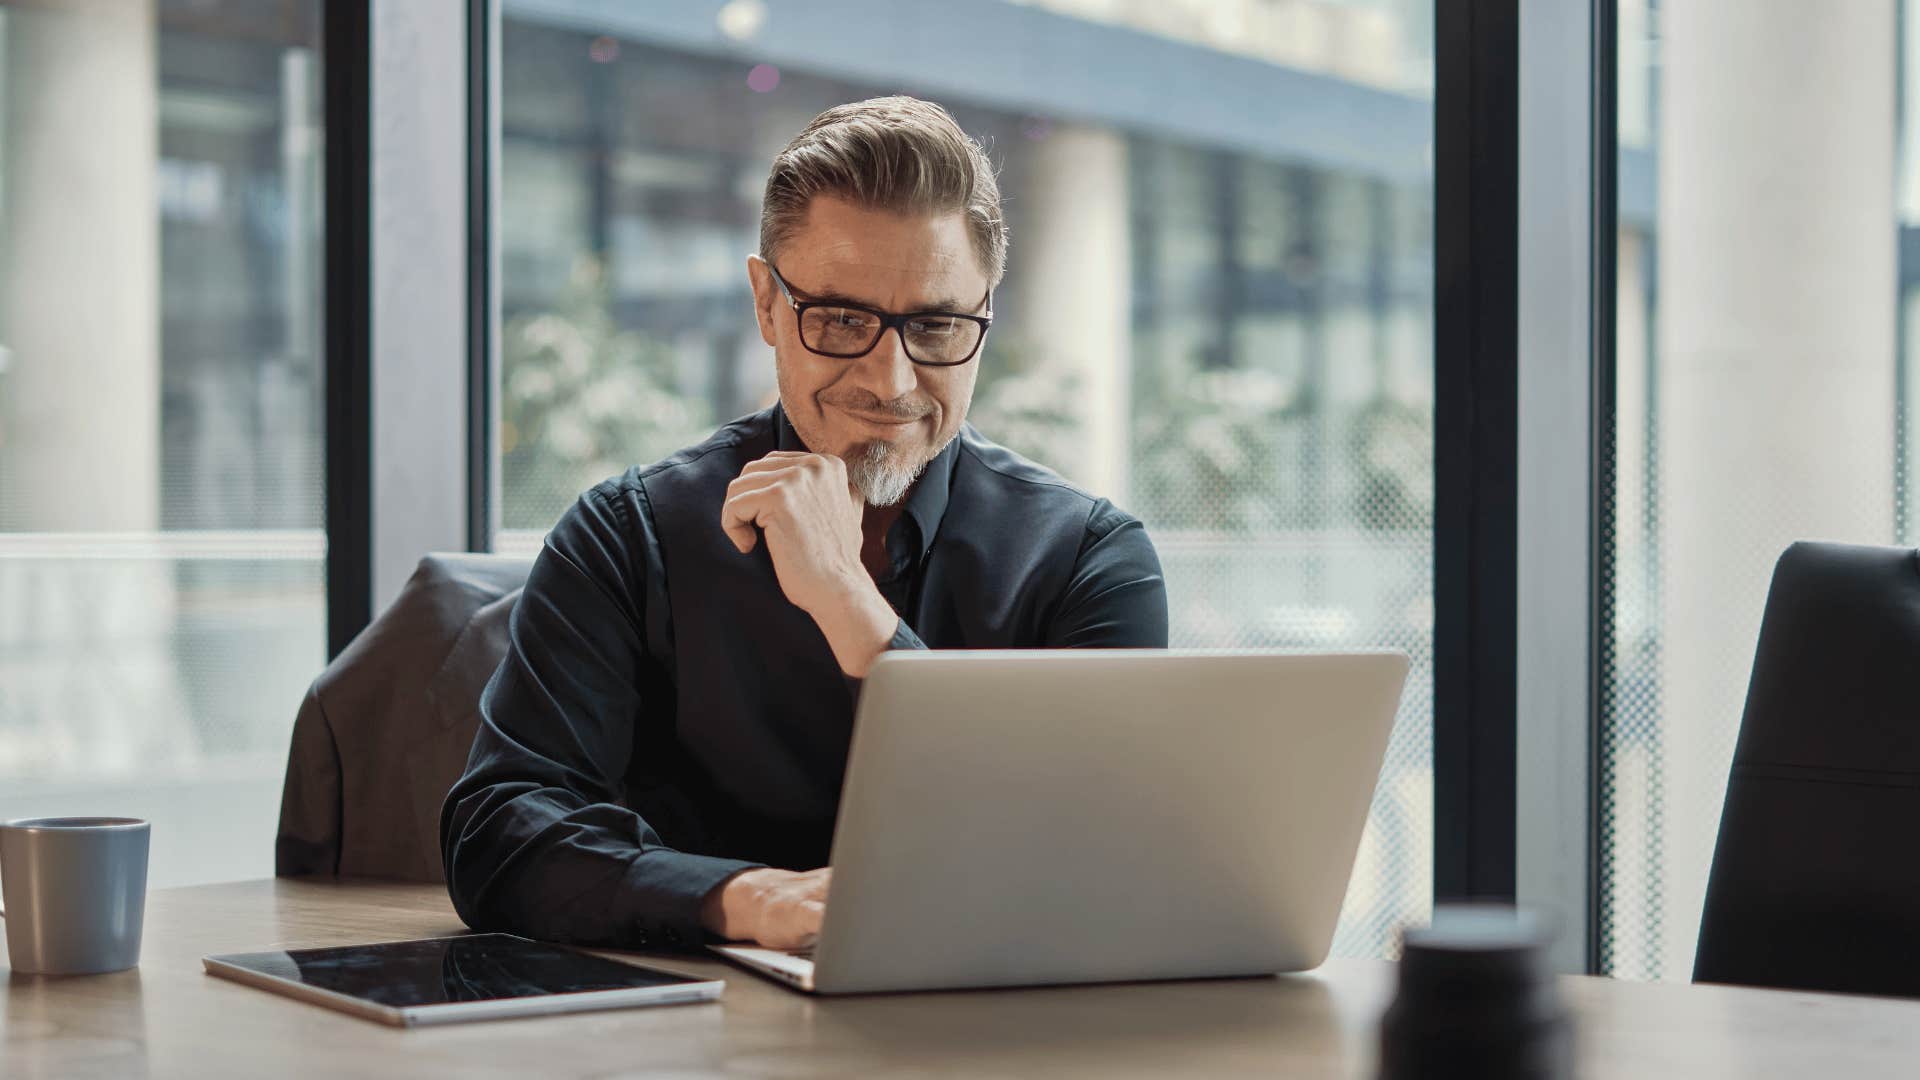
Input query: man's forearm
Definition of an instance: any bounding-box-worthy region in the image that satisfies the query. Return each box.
[443,777,761,949]
[805,573,901,678]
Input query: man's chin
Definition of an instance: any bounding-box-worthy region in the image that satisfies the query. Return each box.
[846,442,928,507]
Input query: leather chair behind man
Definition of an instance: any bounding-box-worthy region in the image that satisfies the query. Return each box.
[276,553,533,882]
[1693,541,1920,997]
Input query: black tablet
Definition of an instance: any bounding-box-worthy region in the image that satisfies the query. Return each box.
[203,933,724,1027]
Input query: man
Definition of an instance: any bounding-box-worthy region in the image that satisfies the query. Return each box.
[441,96,1168,954]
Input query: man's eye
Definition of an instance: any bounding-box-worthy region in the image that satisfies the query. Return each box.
[907,317,960,335]
[830,310,871,328]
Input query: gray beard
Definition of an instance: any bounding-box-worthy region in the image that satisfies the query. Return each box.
[845,440,927,507]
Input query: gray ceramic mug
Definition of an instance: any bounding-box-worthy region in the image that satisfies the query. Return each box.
[0,817,149,975]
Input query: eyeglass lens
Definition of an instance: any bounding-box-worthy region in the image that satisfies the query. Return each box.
[799,305,982,364]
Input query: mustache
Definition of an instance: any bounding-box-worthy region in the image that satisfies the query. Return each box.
[820,389,932,420]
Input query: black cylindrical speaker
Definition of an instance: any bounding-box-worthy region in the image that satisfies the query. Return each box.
[1377,905,1573,1080]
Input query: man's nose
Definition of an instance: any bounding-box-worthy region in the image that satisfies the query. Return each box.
[858,326,920,403]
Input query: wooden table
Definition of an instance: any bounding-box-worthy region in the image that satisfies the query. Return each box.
[4,879,1920,1078]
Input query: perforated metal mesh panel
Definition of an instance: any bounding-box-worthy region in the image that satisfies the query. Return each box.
[1601,0,1917,978]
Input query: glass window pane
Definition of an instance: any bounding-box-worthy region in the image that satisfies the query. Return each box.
[1603,0,1907,979]
[495,0,1434,957]
[0,1,326,887]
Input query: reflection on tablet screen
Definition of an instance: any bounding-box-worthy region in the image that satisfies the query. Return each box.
[223,935,699,1007]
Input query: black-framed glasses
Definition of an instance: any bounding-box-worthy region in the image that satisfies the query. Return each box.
[767,263,993,367]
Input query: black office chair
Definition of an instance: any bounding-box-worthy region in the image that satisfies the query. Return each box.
[1693,541,1920,997]
[276,553,533,882]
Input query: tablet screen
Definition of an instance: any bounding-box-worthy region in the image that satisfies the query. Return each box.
[211,933,707,1008]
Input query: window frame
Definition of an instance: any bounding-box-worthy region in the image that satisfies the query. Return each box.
[1433,0,1611,972]
[326,0,479,657]
[467,0,500,553]
[324,0,372,657]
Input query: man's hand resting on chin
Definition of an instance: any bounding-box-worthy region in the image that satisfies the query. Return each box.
[720,450,898,677]
[700,867,832,950]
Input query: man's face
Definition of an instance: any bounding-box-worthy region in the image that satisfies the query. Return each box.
[749,194,989,506]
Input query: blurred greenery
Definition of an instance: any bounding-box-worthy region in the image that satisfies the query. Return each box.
[942,333,1433,535]
[1349,393,1434,530]
[965,334,1087,475]
[1129,351,1431,533]
[1132,358,1314,531]
[499,262,1433,538]
[499,256,713,530]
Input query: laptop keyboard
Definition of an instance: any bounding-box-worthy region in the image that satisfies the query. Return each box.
[784,945,816,960]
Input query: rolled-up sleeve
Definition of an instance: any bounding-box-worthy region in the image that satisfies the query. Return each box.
[440,486,759,950]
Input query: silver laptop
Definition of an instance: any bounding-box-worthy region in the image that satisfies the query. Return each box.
[712,648,1409,994]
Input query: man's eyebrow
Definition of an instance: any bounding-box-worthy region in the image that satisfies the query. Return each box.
[789,281,879,307]
[791,280,975,314]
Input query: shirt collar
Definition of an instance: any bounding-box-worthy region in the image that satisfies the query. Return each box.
[773,402,959,558]
[902,431,958,557]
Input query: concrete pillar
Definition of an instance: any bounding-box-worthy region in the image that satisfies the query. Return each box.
[1006,123,1132,500]
[0,0,191,774]
[0,0,159,532]
[1654,0,1896,980]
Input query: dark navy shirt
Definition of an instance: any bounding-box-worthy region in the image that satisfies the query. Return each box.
[440,405,1168,950]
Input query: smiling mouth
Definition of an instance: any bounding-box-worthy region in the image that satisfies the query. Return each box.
[833,405,924,427]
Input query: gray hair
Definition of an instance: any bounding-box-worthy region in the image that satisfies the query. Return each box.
[759,96,1008,286]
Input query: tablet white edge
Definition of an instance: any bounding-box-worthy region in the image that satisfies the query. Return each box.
[399,980,724,1027]
[202,954,724,1028]
[203,955,408,1027]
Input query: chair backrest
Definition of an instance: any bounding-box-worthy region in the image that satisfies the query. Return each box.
[1693,541,1920,996]
[276,552,534,882]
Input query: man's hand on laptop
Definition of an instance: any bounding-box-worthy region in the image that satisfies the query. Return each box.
[720,451,897,677]
[700,867,831,950]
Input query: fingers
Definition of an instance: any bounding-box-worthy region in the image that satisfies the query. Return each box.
[720,481,788,554]
[768,871,828,948]
[720,493,765,554]
[738,452,847,482]
[737,451,819,478]
[783,880,829,905]
[724,471,786,499]
[722,519,758,555]
[722,454,850,556]
[720,471,797,554]
[720,485,767,554]
[764,898,826,951]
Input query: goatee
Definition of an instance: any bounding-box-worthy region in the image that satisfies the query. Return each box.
[845,440,926,507]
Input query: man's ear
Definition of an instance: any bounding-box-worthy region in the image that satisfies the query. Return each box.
[746,254,779,348]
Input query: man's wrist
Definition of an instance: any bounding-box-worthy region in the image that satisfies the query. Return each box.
[807,573,899,679]
[701,868,762,941]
